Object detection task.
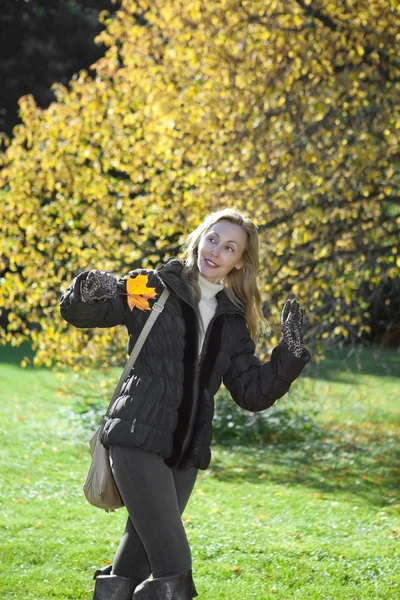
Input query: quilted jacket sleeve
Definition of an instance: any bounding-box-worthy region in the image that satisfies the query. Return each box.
[223,317,311,412]
[59,270,131,329]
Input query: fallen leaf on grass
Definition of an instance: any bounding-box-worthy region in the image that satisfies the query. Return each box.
[390,526,400,539]
[232,565,241,575]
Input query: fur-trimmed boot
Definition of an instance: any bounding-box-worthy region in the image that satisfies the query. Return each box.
[92,566,143,600]
[132,569,198,599]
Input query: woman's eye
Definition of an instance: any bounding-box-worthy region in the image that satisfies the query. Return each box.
[207,237,234,251]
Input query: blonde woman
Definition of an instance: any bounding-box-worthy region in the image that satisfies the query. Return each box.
[60,208,311,600]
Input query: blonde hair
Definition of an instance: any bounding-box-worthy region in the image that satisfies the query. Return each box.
[179,208,268,343]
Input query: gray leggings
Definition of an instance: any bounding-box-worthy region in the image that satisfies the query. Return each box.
[109,445,198,580]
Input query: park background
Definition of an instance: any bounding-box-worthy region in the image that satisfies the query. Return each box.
[0,0,399,598]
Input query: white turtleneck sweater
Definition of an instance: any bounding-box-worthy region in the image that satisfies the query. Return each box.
[197,272,224,356]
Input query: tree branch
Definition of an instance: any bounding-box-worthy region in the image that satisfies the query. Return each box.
[294,0,339,32]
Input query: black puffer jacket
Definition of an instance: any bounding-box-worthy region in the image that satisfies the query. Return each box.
[60,258,311,470]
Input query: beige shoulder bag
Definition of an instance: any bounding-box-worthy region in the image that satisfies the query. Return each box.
[83,286,170,511]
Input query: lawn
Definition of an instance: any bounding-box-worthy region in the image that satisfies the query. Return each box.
[0,343,399,599]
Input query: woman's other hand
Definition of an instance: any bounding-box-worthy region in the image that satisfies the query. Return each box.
[80,270,118,303]
[281,297,304,358]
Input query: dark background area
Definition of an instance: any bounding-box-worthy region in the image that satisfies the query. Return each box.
[0,0,119,137]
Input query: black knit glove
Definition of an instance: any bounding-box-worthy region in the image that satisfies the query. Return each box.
[80,270,118,303]
[281,297,304,358]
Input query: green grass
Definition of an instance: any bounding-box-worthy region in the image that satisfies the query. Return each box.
[0,343,399,599]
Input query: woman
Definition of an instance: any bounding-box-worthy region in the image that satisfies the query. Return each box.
[60,208,311,600]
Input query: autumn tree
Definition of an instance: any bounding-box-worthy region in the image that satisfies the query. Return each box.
[0,0,399,370]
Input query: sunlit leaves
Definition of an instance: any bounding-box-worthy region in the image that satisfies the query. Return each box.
[0,0,398,366]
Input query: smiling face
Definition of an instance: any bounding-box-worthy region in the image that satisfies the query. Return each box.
[197,219,247,283]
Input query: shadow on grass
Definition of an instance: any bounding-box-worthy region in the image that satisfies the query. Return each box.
[210,425,400,508]
[0,341,35,366]
[2,342,399,510]
[306,345,400,382]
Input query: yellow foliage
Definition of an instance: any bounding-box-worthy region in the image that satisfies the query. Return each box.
[0,0,398,366]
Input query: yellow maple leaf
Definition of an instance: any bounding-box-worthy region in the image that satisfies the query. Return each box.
[126,273,158,311]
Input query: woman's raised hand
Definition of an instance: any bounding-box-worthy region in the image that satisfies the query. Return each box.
[281,297,304,358]
[80,270,118,303]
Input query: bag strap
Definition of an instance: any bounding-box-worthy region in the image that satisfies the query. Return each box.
[104,286,170,417]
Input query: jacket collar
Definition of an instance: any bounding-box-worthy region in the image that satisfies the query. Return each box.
[157,258,245,317]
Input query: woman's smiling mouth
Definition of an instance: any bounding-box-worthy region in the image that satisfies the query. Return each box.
[204,258,219,268]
